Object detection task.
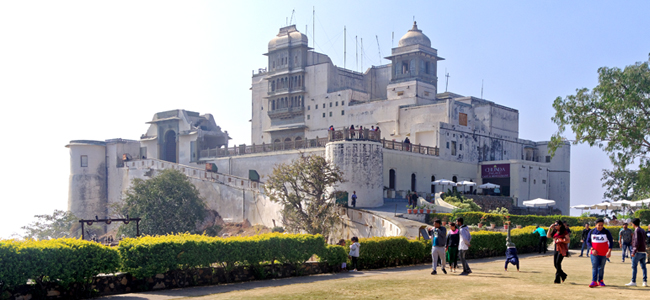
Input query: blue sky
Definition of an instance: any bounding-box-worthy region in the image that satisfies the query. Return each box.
[1,1,648,238]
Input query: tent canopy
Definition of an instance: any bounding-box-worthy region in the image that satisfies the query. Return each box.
[432,179,456,186]
[523,198,556,207]
[571,204,591,209]
[456,181,476,186]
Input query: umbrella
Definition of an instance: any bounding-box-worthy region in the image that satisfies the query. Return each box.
[630,199,650,207]
[431,179,456,186]
[478,183,500,189]
[571,204,591,214]
[523,198,556,207]
[456,180,477,193]
[591,202,613,214]
[610,200,634,207]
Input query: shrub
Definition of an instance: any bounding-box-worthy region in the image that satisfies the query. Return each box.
[117,233,327,278]
[0,238,119,291]
[634,209,650,225]
[318,245,347,266]
[433,211,598,228]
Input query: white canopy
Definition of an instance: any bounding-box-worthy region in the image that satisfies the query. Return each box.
[571,204,592,209]
[523,198,556,207]
[431,179,456,186]
[456,181,477,187]
[631,199,650,207]
[591,202,613,210]
[610,200,635,206]
[478,182,500,189]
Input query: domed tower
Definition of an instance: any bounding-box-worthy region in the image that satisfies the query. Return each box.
[385,22,444,101]
[66,140,108,227]
[263,25,310,141]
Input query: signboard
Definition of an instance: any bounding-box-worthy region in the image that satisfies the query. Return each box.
[481,163,510,178]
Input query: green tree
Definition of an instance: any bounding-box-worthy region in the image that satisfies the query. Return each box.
[117,169,206,236]
[264,155,344,239]
[21,210,81,240]
[601,167,650,201]
[550,54,650,198]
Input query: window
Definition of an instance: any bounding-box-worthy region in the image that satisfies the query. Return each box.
[523,177,527,182]
[397,91,404,96]
[460,144,463,151]
[307,115,310,120]
[80,155,88,167]
[341,110,345,115]
[533,179,536,184]
[323,113,326,118]
[342,100,345,105]
[330,102,332,107]
[139,147,147,159]
[261,106,263,110]
[424,91,430,97]
[451,141,457,156]
[329,112,332,117]
[459,113,468,126]
[546,156,551,163]
[190,141,196,162]
[307,105,310,110]
[431,176,436,193]
[542,179,547,184]
[411,173,417,192]
[336,101,339,106]
[389,169,396,189]
[315,104,318,109]
[446,142,449,149]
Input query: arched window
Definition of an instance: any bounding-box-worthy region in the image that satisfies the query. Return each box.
[431,175,436,193]
[409,59,416,74]
[411,173,417,192]
[272,80,275,91]
[284,137,292,142]
[272,100,275,110]
[298,76,301,87]
[389,169,396,189]
[274,139,280,143]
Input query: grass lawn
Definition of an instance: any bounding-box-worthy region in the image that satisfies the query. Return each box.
[188,251,649,300]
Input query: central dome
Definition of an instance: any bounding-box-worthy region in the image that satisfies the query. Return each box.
[398,22,431,48]
[268,25,308,51]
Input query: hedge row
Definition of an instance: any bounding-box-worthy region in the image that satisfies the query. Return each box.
[0,238,119,291]
[118,233,329,278]
[428,212,596,227]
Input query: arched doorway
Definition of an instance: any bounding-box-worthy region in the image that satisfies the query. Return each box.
[411,173,417,192]
[431,175,436,193]
[389,169,396,189]
[164,130,177,163]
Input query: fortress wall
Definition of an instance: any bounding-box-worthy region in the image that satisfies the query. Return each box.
[210,148,325,180]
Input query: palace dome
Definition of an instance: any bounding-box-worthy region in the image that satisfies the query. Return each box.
[268,25,308,51]
[398,22,431,48]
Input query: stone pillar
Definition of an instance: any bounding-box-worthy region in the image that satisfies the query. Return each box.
[66,140,108,230]
[325,140,384,208]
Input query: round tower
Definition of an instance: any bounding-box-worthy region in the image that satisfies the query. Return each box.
[66,140,108,222]
[325,140,384,208]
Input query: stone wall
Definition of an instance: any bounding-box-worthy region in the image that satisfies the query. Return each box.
[4,262,338,300]
[464,195,513,212]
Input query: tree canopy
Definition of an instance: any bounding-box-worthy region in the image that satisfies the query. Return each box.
[550,54,650,200]
[118,169,207,236]
[264,155,344,239]
[21,210,81,240]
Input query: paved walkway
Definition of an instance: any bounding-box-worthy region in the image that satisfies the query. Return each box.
[362,198,429,238]
[98,251,557,300]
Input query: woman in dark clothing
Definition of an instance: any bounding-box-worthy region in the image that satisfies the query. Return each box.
[349,125,355,138]
[547,220,571,283]
[446,222,460,273]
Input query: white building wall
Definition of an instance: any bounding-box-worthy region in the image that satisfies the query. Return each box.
[67,142,107,223]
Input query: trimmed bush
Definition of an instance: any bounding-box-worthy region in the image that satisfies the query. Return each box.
[0,238,119,291]
[430,211,597,228]
[318,245,347,266]
[117,233,327,278]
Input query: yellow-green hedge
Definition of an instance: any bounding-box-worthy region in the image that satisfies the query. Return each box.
[117,233,328,278]
[0,238,119,291]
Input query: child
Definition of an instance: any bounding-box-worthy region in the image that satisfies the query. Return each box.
[349,237,360,272]
[338,239,348,271]
[505,246,520,272]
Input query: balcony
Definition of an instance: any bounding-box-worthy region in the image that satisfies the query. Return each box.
[267,107,304,119]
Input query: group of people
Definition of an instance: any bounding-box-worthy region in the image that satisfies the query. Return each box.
[328,125,380,139]
[539,218,648,287]
[338,237,360,272]
[427,217,473,275]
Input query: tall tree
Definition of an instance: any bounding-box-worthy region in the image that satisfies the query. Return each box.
[264,155,344,239]
[21,210,81,240]
[550,55,650,199]
[550,54,650,169]
[117,169,207,236]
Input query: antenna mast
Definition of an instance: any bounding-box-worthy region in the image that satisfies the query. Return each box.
[481,79,484,99]
[392,32,394,48]
[445,69,450,92]
[312,7,315,49]
[361,38,363,71]
[344,26,347,69]
[289,9,295,25]
[376,35,382,63]
[355,36,358,72]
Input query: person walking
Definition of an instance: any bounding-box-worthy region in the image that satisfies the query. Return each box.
[351,191,357,208]
[548,220,570,283]
[580,224,591,257]
[619,223,633,263]
[457,217,472,275]
[625,218,647,287]
[349,237,360,272]
[410,192,419,208]
[446,222,460,273]
[587,219,614,287]
[534,225,548,254]
[430,220,448,275]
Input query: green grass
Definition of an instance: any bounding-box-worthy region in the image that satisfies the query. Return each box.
[186,251,650,300]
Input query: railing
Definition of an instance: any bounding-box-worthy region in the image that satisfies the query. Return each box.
[198,128,439,158]
[125,158,264,192]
